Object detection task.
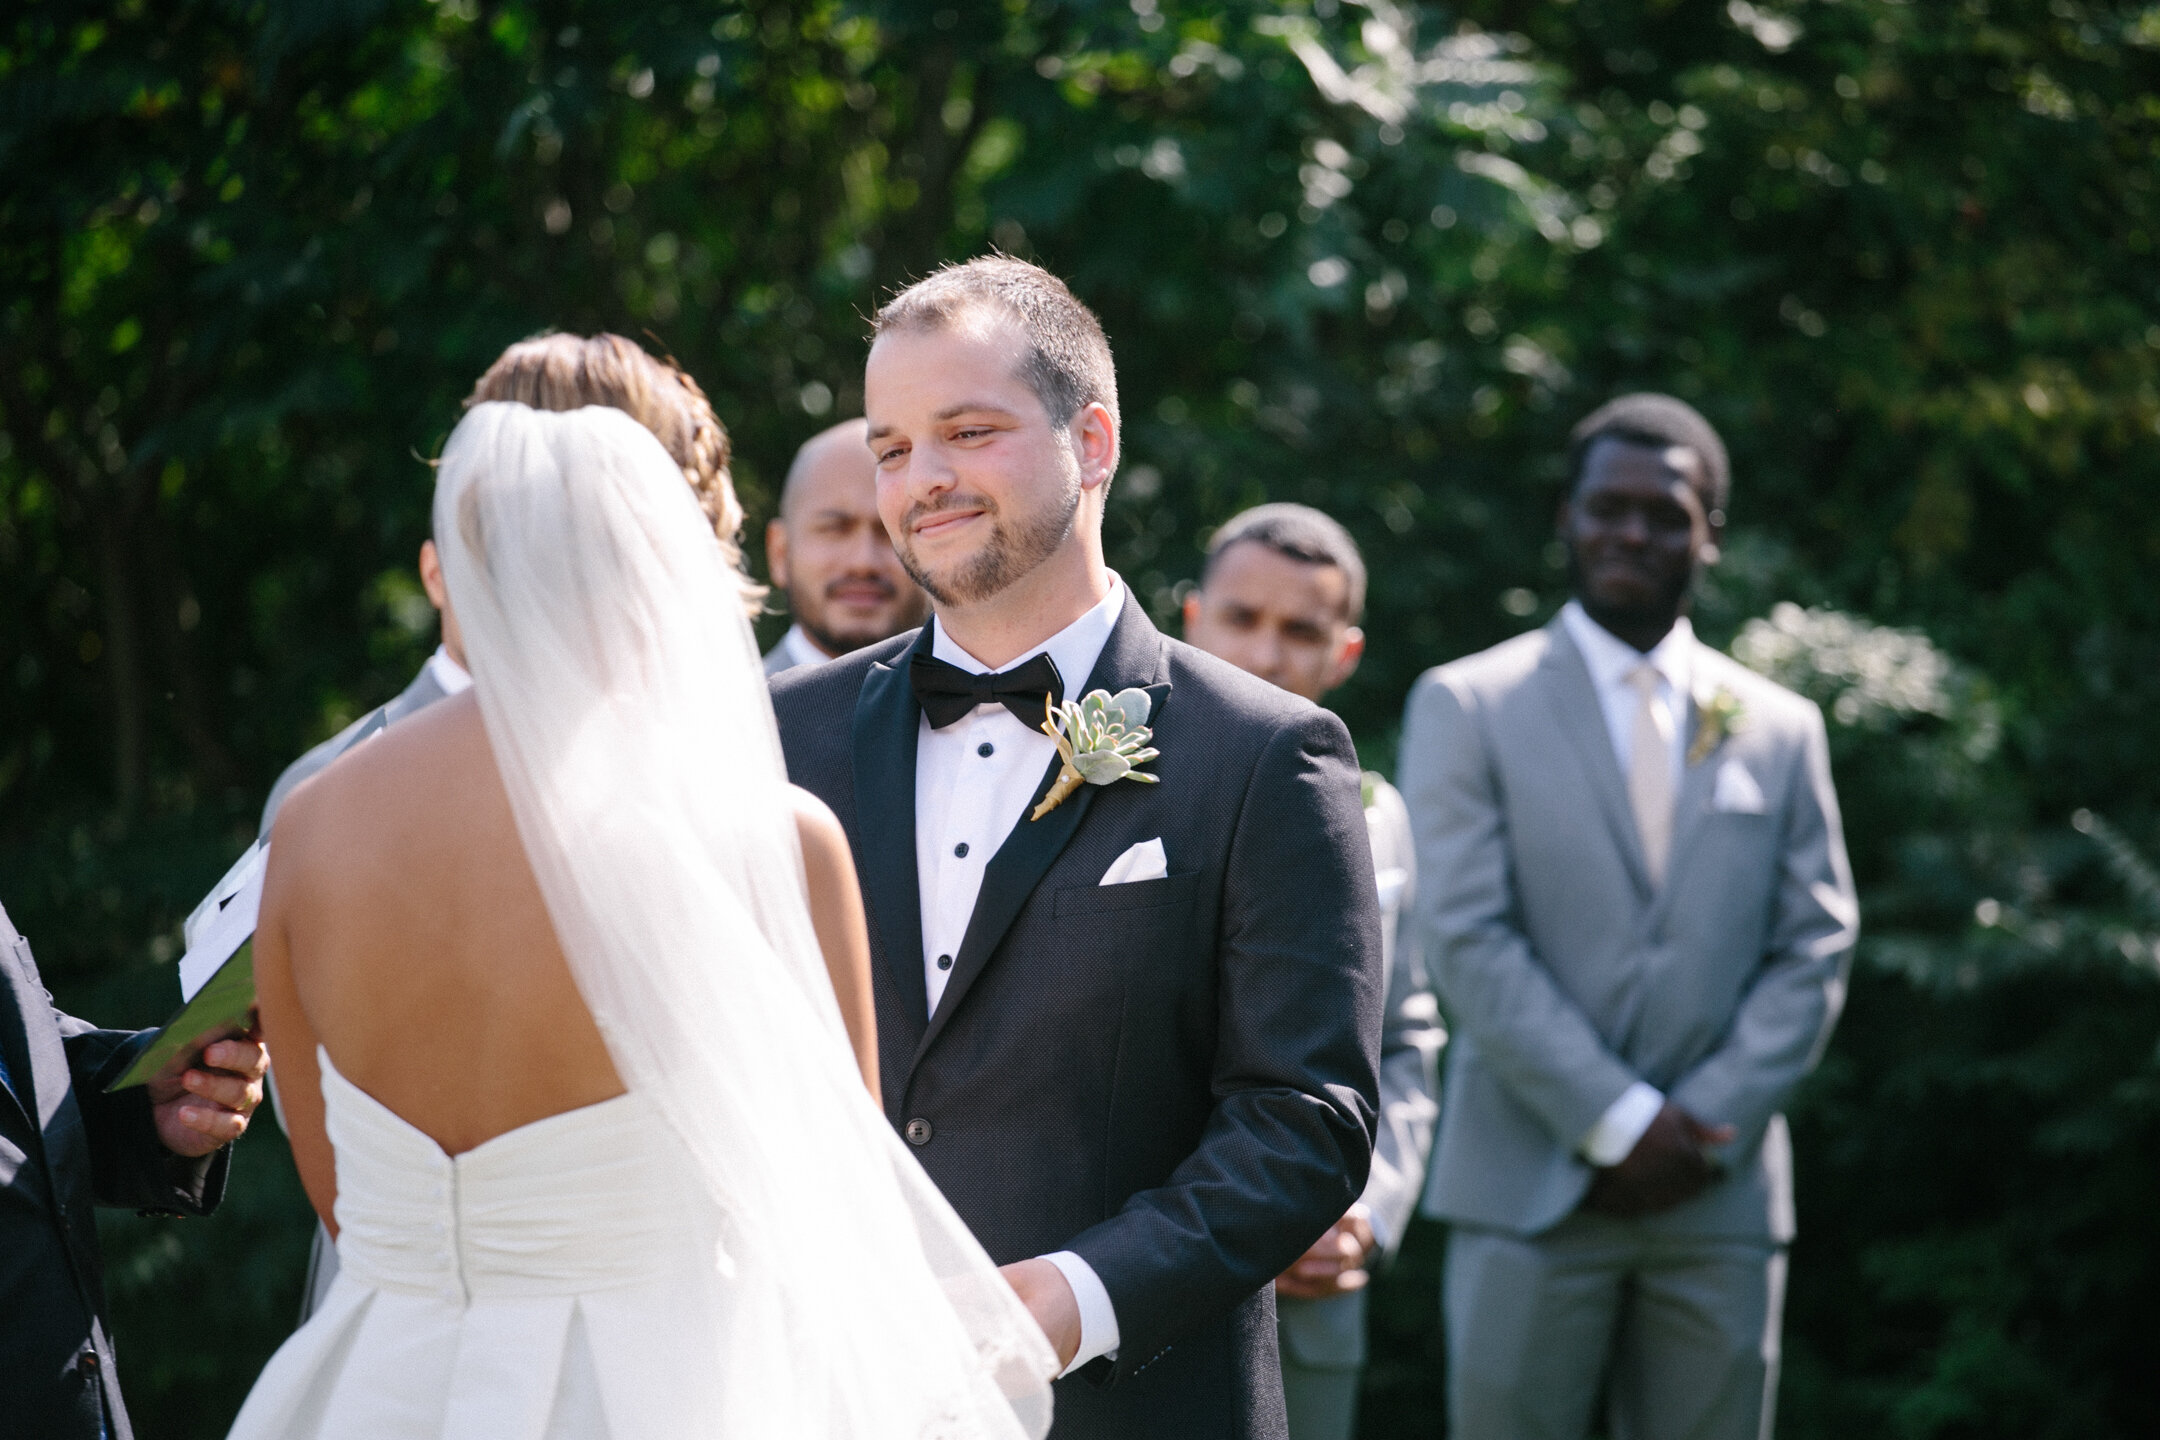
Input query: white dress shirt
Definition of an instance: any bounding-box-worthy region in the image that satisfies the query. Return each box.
[778,623,831,671]
[913,579,1127,1374]
[1557,601,1694,1167]
[423,645,473,696]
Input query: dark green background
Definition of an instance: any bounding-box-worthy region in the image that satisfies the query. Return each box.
[4,1,2157,1435]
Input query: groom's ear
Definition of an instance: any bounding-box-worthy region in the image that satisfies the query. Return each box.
[1073,401,1117,494]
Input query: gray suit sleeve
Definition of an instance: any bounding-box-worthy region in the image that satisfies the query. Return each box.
[1669,702,1858,1144]
[1401,674,1641,1149]
[1359,789,1441,1256]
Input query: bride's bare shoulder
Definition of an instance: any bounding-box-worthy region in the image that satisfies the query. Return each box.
[274,693,490,864]
[788,785,855,879]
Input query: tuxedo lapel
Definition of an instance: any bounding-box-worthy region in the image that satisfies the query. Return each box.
[1537,621,1654,900]
[912,601,1173,1068]
[852,628,934,1053]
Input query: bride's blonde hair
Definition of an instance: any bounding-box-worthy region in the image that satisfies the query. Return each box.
[466,333,764,616]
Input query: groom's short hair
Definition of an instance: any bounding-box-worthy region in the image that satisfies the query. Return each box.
[873,256,1120,432]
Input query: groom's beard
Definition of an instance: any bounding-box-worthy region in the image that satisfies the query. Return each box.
[897,475,1080,609]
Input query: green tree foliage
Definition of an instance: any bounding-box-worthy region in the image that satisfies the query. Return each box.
[2,1,2157,1435]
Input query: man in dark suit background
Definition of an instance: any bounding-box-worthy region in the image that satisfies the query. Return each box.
[0,898,266,1440]
[771,256,1383,1440]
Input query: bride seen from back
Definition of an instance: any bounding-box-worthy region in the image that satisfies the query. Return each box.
[234,402,1055,1439]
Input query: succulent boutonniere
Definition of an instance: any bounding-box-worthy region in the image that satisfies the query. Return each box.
[1688,685,1747,766]
[1030,688,1161,821]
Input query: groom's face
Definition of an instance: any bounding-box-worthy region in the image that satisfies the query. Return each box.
[864,314,1103,609]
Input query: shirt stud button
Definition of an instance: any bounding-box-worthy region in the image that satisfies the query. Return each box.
[954,842,969,858]
[977,742,994,758]
[936,954,953,971]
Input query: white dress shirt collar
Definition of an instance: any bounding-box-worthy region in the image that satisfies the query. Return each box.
[424,645,473,697]
[780,623,832,670]
[928,578,1127,698]
[1560,600,1693,701]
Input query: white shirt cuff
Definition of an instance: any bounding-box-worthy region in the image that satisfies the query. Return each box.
[1041,1250,1120,1375]
[1580,1082,1664,1167]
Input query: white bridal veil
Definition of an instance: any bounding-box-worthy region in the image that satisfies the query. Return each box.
[434,402,1055,1437]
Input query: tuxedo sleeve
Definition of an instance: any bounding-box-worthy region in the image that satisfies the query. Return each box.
[1065,706,1382,1383]
[59,1015,230,1217]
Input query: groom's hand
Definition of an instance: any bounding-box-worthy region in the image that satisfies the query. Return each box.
[998,1258,1081,1372]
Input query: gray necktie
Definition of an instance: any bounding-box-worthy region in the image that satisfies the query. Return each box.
[1626,664,1674,885]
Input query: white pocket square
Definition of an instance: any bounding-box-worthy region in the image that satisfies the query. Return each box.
[1712,758,1768,814]
[1100,838,1169,886]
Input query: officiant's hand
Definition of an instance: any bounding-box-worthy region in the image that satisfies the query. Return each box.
[1274,1204,1376,1300]
[998,1258,1081,1371]
[149,1028,269,1157]
[1582,1102,1735,1218]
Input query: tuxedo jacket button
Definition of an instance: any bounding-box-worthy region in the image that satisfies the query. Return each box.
[904,1118,933,1146]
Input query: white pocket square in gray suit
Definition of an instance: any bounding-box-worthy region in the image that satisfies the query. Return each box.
[1712,757,1768,814]
[1100,838,1169,886]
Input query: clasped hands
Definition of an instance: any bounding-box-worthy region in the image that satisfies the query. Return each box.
[1583,1101,1736,1218]
[146,1027,269,1159]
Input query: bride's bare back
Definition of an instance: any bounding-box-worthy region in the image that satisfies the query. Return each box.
[257,693,621,1171]
[257,690,880,1234]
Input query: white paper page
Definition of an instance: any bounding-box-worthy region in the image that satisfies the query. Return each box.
[179,842,269,1001]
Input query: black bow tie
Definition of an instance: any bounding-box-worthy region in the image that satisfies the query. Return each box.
[909,652,1065,730]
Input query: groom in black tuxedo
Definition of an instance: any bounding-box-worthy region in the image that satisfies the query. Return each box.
[771,257,1382,1440]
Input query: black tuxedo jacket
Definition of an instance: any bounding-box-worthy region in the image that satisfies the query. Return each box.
[771,600,1382,1440]
[0,902,229,1440]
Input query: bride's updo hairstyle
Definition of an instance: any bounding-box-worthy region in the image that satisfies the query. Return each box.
[466,332,764,616]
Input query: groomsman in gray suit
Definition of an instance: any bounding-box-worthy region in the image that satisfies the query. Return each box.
[1183,504,1442,1440]
[762,417,929,675]
[1400,394,1858,1440]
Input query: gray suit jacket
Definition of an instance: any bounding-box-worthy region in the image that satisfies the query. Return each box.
[1276,777,1442,1371]
[259,663,450,835]
[1402,616,1857,1241]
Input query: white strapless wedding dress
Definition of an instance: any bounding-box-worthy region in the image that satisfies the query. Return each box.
[228,1049,742,1439]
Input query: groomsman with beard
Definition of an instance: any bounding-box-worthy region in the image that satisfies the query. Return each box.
[762,417,930,675]
[263,331,758,1318]
[1182,503,1442,1440]
[1400,394,1858,1440]
[771,257,1383,1440]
